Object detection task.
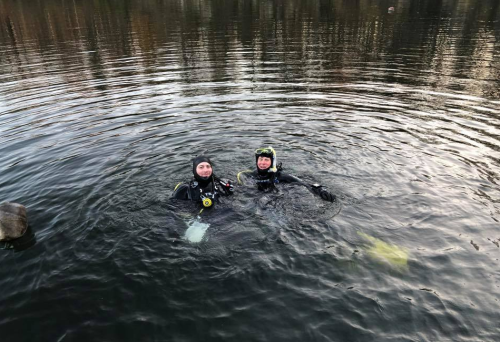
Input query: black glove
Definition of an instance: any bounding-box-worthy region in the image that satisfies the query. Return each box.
[311,184,336,202]
[319,189,335,202]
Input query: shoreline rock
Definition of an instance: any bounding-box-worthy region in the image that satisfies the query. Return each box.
[0,202,28,241]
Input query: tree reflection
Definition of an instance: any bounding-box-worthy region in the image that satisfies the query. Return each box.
[0,0,499,97]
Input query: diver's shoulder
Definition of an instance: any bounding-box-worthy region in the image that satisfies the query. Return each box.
[171,182,190,199]
[174,182,189,190]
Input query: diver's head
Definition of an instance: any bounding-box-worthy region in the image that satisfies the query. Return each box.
[192,156,213,185]
[257,156,272,171]
[255,147,277,175]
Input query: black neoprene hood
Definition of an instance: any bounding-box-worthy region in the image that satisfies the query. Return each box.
[256,152,273,175]
[192,155,213,184]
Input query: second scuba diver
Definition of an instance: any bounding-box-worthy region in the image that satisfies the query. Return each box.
[237,147,336,202]
[171,156,234,208]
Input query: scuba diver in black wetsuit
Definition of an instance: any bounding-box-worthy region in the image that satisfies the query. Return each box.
[171,156,234,209]
[237,147,336,202]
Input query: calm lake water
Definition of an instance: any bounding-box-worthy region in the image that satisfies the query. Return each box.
[1,0,500,341]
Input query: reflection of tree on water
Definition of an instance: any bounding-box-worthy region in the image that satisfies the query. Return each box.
[1,0,499,97]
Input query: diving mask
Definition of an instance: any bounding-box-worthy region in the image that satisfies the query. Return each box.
[255,147,275,156]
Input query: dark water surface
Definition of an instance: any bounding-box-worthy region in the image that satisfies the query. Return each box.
[1,0,500,341]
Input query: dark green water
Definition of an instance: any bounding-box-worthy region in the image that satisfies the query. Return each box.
[1,0,499,341]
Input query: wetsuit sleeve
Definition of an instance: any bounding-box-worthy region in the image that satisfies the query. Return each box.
[276,172,301,183]
[171,183,190,200]
[279,172,336,202]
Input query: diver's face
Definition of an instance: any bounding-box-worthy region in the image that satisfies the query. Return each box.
[257,156,272,170]
[196,162,213,178]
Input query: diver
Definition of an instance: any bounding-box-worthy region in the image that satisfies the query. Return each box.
[237,147,336,202]
[171,156,234,208]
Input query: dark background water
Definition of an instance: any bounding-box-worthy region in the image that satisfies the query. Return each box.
[1,0,500,341]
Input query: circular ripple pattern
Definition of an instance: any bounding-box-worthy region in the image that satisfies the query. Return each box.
[1,1,500,341]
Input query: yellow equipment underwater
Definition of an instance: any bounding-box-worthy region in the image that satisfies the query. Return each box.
[358,231,408,267]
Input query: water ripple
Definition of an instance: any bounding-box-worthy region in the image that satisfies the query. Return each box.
[1,0,500,341]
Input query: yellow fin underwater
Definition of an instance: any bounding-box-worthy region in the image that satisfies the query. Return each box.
[357,231,409,267]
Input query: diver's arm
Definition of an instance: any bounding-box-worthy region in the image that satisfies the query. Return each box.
[277,172,301,184]
[171,183,191,200]
[279,172,336,202]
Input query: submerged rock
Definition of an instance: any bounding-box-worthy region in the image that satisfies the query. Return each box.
[0,202,28,241]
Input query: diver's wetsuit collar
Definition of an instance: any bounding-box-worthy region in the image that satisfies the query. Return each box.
[193,176,213,188]
[257,166,271,176]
